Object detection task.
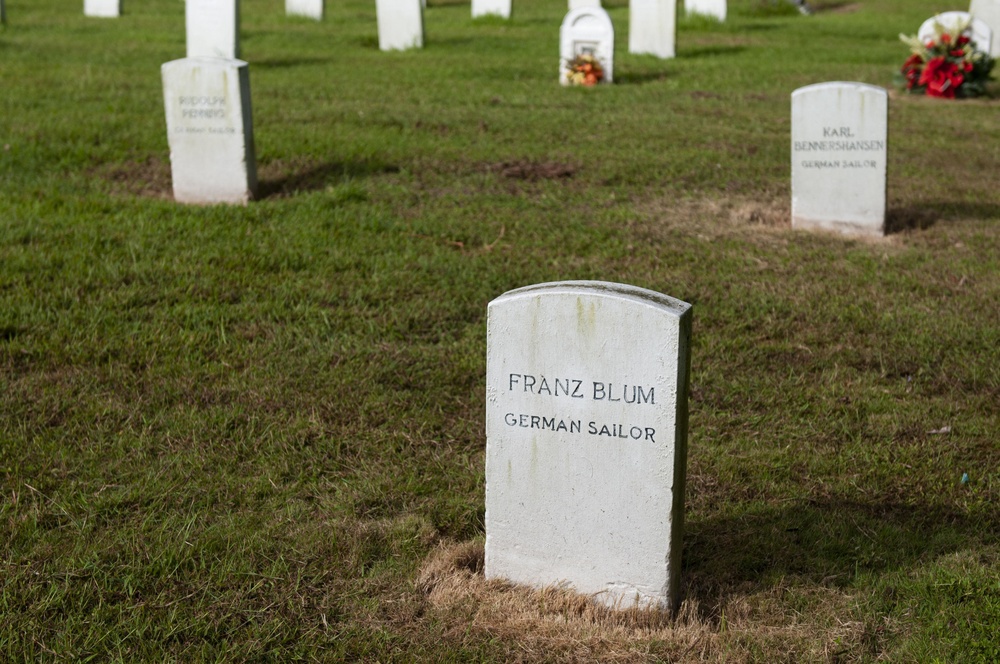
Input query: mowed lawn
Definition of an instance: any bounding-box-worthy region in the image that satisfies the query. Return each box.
[1,0,998,660]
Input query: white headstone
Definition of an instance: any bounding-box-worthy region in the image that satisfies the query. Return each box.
[970,0,1000,56]
[376,0,424,51]
[186,0,239,60]
[472,0,511,19]
[485,281,692,612]
[685,0,725,21]
[629,0,676,59]
[287,0,323,20]
[84,0,121,17]
[569,0,601,8]
[162,57,257,205]
[791,82,887,237]
[918,11,993,55]
[560,7,614,85]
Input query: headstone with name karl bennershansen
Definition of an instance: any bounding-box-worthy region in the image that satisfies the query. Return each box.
[970,0,1000,56]
[791,82,887,237]
[187,0,240,60]
[376,0,424,51]
[629,0,677,58]
[287,0,323,20]
[917,11,994,55]
[84,0,120,17]
[162,57,258,205]
[486,281,692,611]
[560,6,614,84]
[685,0,726,21]
[472,0,511,19]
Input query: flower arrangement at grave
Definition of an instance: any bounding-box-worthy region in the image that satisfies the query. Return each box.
[565,54,605,86]
[898,19,994,98]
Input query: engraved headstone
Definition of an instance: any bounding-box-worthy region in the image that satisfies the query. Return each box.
[791,82,888,236]
[287,0,323,20]
[970,0,1000,56]
[918,11,993,55]
[84,0,121,17]
[685,0,725,21]
[376,0,423,51]
[187,0,239,60]
[485,281,692,611]
[569,0,601,8]
[560,7,614,85]
[162,57,257,205]
[629,0,676,58]
[472,0,511,19]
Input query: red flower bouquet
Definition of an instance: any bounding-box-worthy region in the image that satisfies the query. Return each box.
[899,20,994,98]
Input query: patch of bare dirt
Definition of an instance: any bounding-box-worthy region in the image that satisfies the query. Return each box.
[96,156,172,199]
[814,1,863,13]
[417,541,872,663]
[487,160,576,181]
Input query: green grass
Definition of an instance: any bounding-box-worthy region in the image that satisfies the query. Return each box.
[1,0,998,660]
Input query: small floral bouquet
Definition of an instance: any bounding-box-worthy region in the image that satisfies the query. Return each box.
[565,54,604,86]
[898,19,994,98]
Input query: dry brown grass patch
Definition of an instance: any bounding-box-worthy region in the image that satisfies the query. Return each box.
[417,541,874,662]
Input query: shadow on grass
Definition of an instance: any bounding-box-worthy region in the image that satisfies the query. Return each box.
[682,497,994,614]
[679,45,748,59]
[253,57,333,69]
[258,159,400,199]
[885,200,1000,234]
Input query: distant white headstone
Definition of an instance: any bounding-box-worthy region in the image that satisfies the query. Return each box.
[84,0,120,17]
[376,0,423,50]
[472,0,511,19]
[629,0,676,58]
[486,281,692,611]
[918,11,993,54]
[560,7,614,85]
[685,0,725,21]
[970,0,1000,56]
[162,57,258,205]
[287,0,323,20]
[187,0,239,60]
[569,0,601,8]
[791,82,888,237]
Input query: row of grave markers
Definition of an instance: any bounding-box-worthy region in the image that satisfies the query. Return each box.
[80,0,321,21]
[68,1,1000,59]
[154,5,934,242]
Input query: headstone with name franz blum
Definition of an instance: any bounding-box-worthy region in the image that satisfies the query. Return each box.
[917,11,994,56]
[485,281,692,611]
[560,6,614,84]
[685,0,726,21]
[287,0,323,20]
[187,0,240,60]
[472,0,511,19]
[629,0,677,58]
[162,57,258,205]
[970,0,1000,56]
[376,0,423,50]
[791,82,887,236]
[84,0,121,17]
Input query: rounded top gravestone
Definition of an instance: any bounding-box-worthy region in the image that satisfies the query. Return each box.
[560,6,615,85]
[485,281,692,611]
[917,11,993,54]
